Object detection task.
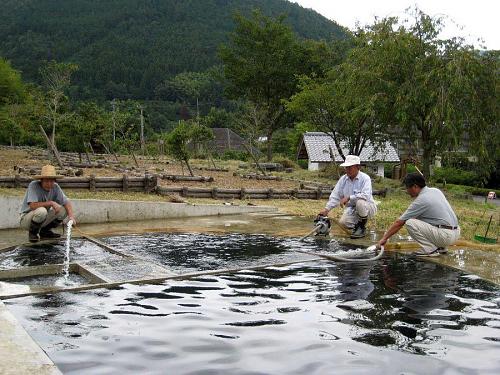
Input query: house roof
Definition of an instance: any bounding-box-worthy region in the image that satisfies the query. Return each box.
[298,132,400,163]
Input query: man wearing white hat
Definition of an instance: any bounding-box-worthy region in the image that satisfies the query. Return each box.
[19,165,76,242]
[318,155,377,238]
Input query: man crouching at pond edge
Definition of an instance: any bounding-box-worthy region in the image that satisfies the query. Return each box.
[19,165,76,242]
[318,155,377,239]
[377,172,460,257]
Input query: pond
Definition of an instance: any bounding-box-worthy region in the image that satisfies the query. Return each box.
[4,232,500,374]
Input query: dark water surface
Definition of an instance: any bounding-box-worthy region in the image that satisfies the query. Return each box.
[5,233,500,374]
[0,239,120,270]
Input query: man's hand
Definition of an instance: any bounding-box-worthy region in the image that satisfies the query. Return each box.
[318,208,329,217]
[340,196,349,207]
[51,201,62,213]
[377,238,387,248]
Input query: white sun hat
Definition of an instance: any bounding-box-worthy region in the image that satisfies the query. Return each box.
[339,155,361,167]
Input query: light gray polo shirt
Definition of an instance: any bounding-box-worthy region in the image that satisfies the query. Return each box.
[400,186,458,227]
[20,180,68,214]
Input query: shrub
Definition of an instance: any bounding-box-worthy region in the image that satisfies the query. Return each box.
[272,155,298,169]
[319,163,342,179]
[297,159,308,169]
[220,149,248,161]
[433,167,479,187]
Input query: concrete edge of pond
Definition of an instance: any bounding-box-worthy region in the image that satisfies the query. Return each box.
[0,300,62,375]
[0,195,277,229]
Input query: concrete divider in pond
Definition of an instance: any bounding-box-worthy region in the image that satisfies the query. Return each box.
[0,196,277,230]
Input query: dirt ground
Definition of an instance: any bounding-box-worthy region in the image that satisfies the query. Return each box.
[0,146,299,190]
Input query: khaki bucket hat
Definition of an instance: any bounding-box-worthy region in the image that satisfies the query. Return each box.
[34,165,63,180]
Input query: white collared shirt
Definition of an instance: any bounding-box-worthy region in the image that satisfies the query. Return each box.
[325,171,375,210]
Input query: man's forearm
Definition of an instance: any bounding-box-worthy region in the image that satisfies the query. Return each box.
[29,201,55,210]
[381,220,405,243]
[64,202,74,219]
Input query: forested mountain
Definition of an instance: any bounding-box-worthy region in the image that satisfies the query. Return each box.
[0,0,347,100]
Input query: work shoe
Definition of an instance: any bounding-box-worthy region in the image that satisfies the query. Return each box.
[39,228,62,240]
[350,217,367,239]
[39,219,62,240]
[413,248,440,257]
[437,247,448,254]
[28,220,43,243]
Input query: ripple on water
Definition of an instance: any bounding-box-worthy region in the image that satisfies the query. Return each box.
[3,233,500,374]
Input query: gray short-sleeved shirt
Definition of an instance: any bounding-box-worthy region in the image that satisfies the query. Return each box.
[20,180,68,214]
[399,186,458,227]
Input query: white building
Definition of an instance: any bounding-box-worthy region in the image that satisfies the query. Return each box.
[297,132,400,177]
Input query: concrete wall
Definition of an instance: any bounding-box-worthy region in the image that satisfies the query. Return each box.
[0,196,276,230]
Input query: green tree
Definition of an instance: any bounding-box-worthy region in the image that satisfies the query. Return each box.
[219,10,326,161]
[59,102,113,153]
[287,30,396,159]
[39,60,78,145]
[165,121,214,176]
[364,10,498,177]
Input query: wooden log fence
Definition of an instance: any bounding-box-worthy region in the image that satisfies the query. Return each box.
[0,175,158,192]
[160,174,214,183]
[156,186,332,200]
[238,173,283,181]
[156,186,389,200]
[195,167,229,172]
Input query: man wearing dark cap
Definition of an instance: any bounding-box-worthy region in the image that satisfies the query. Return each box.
[377,172,460,256]
[19,165,76,242]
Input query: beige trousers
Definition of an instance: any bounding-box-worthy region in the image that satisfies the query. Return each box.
[406,218,461,252]
[19,207,67,230]
[339,199,377,229]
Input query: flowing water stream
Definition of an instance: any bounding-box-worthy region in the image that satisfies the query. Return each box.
[63,219,73,281]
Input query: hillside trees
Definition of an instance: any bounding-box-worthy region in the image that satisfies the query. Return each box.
[219,10,331,161]
[0,0,347,100]
[0,58,26,145]
[0,58,25,106]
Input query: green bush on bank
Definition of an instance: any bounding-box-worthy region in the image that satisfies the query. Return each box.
[433,167,479,187]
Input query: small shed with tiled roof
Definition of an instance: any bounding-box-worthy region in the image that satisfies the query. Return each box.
[297,132,400,177]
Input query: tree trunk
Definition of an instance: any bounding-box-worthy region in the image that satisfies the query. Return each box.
[266,129,273,162]
[185,159,194,177]
[51,118,56,146]
[39,125,64,168]
[421,126,433,179]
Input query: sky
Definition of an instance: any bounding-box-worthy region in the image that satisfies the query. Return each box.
[291,0,499,50]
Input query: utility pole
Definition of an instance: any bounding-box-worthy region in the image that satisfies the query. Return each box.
[111,98,116,142]
[140,105,145,155]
